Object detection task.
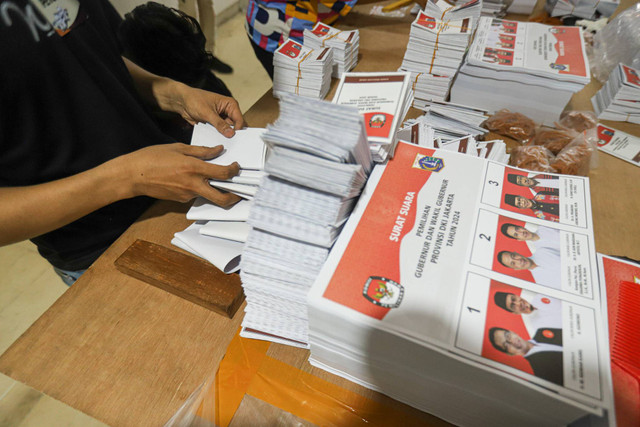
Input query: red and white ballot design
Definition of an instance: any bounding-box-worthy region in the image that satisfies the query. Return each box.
[469,17,589,81]
[312,142,606,407]
[333,72,410,144]
[596,124,640,167]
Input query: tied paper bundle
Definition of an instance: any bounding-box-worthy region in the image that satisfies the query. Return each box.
[273,39,333,99]
[545,0,599,19]
[303,22,359,78]
[451,17,591,126]
[399,0,477,106]
[592,63,640,125]
[239,94,372,347]
[172,125,267,274]
[396,101,509,162]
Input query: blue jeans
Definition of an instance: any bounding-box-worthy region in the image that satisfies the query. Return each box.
[53,267,86,286]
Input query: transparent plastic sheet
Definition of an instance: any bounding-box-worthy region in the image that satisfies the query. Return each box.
[165,330,440,427]
[482,109,537,144]
[588,2,640,83]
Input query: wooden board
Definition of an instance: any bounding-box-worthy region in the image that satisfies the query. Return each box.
[115,240,244,318]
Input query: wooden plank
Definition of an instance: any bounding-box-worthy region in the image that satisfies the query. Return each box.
[114,240,244,318]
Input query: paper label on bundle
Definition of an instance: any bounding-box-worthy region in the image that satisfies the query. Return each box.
[470,17,588,79]
[333,72,410,144]
[596,124,640,166]
[414,11,471,34]
[621,64,640,88]
[276,40,311,60]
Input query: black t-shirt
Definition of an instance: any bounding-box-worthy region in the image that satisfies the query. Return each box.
[0,0,174,270]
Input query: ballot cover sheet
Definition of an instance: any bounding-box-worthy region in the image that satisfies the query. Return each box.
[310,142,610,411]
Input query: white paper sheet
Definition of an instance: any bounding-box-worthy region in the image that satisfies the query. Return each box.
[173,222,243,274]
[191,124,267,170]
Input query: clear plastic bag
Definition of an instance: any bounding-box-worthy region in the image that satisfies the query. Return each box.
[550,128,599,176]
[589,3,640,83]
[482,109,537,143]
[509,145,556,172]
[530,127,579,155]
[556,110,598,133]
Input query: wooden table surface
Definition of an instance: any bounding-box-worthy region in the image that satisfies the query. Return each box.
[1,1,639,426]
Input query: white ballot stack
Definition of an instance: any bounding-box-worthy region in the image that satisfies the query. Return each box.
[239,94,372,347]
[333,71,413,162]
[545,0,598,18]
[172,125,268,274]
[307,142,614,426]
[592,63,640,125]
[396,102,510,163]
[399,1,476,105]
[303,22,359,78]
[451,17,591,125]
[273,39,333,99]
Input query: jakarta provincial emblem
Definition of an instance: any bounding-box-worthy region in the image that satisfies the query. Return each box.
[412,154,444,172]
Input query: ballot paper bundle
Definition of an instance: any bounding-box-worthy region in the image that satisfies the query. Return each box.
[171,125,267,274]
[303,22,359,78]
[475,0,510,17]
[545,0,598,18]
[239,94,372,347]
[408,100,490,141]
[592,63,640,125]
[307,142,613,426]
[333,72,413,162]
[451,17,591,125]
[400,10,474,77]
[273,39,333,99]
[396,104,509,163]
[399,1,478,106]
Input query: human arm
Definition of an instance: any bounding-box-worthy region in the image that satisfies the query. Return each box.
[123,57,244,137]
[0,144,241,246]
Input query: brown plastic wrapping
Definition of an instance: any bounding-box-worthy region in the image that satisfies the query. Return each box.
[509,145,556,172]
[530,128,577,155]
[482,109,537,143]
[550,129,599,176]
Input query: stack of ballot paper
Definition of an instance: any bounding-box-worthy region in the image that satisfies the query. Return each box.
[303,22,359,78]
[475,0,510,17]
[333,71,413,162]
[397,105,509,163]
[506,0,537,14]
[273,39,333,99]
[406,101,490,141]
[545,0,598,18]
[239,94,372,347]
[171,124,267,274]
[451,17,591,126]
[592,63,640,125]
[307,141,614,426]
[399,1,477,105]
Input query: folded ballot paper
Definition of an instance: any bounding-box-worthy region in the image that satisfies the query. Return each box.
[171,222,243,274]
[333,71,413,162]
[303,22,359,78]
[273,39,333,99]
[173,124,267,275]
[239,94,372,347]
[307,141,614,426]
[592,63,640,125]
[451,17,591,125]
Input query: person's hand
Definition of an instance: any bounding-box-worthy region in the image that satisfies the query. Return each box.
[111,143,242,207]
[169,84,244,138]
